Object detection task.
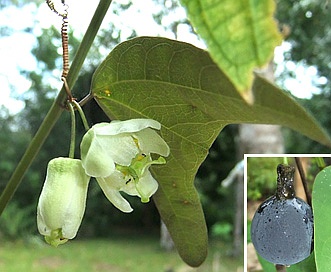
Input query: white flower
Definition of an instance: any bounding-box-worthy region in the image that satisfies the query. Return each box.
[80,119,170,212]
[37,157,90,246]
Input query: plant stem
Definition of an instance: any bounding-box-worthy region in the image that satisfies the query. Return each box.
[295,157,311,206]
[315,157,326,169]
[72,100,90,131]
[68,102,76,159]
[0,0,113,216]
[58,0,113,107]
[283,157,289,165]
[275,264,286,272]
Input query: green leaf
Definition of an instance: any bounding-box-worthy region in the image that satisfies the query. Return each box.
[180,0,282,101]
[257,252,316,272]
[91,37,331,266]
[287,253,316,272]
[247,220,252,243]
[312,166,331,272]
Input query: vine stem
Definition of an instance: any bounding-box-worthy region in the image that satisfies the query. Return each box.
[275,264,286,272]
[283,157,288,165]
[68,102,76,159]
[295,157,311,206]
[72,100,90,131]
[315,157,326,169]
[0,0,113,216]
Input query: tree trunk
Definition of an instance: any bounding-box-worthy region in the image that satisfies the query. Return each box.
[238,62,285,154]
[160,220,174,251]
[232,167,244,257]
[238,124,285,154]
[222,160,244,257]
[243,62,285,270]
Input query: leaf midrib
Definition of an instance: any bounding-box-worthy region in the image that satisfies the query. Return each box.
[96,79,318,128]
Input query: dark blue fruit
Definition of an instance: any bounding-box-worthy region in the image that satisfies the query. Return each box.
[250,164,313,265]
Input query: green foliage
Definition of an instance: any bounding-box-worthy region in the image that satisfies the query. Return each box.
[276,0,331,90]
[312,166,331,272]
[180,0,282,100]
[91,36,331,266]
[283,93,331,153]
[32,27,61,71]
[195,126,238,233]
[274,0,331,154]
[0,109,29,189]
[211,222,232,242]
[247,157,283,200]
[286,254,316,272]
[247,220,251,243]
[0,202,35,239]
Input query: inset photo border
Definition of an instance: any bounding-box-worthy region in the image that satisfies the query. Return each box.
[244,154,331,272]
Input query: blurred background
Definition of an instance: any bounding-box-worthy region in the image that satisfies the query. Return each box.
[0,0,330,271]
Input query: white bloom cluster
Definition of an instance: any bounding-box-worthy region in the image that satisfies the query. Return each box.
[37,119,169,245]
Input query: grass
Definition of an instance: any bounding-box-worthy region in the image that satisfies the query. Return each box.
[0,235,243,272]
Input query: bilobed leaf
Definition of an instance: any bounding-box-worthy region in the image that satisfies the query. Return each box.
[91,37,331,266]
[312,166,331,272]
[180,0,282,102]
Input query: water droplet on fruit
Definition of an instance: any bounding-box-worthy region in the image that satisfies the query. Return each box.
[251,197,313,265]
[250,164,313,266]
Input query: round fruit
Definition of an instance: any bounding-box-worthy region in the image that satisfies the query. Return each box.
[250,164,313,265]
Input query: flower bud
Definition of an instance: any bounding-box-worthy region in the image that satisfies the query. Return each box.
[37,157,90,246]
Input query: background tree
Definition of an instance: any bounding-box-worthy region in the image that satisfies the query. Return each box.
[276,0,331,153]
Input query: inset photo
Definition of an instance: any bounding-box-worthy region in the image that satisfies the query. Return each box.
[245,155,331,272]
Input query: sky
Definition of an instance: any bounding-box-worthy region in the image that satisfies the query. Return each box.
[0,0,326,114]
[0,0,205,114]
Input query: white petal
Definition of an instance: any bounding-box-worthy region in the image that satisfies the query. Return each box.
[96,175,133,213]
[121,180,139,197]
[37,208,50,236]
[81,133,115,177]
[136,172,159,201]
[134,128,170,156]
[96,134,139,166]
[121,171,158,202]
[81,128,116,177]
[94,119,161,136]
